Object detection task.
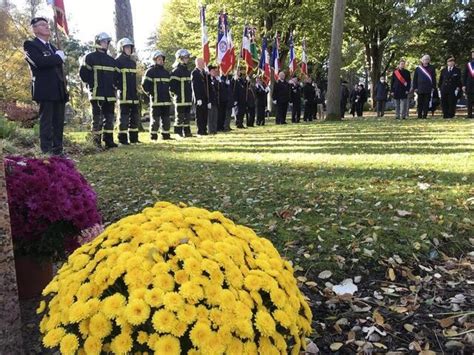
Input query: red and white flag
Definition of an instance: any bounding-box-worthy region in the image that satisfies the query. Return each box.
[288,32,297,75]
[217,13,234,75]
[301,38,308,76]
[200,6,210,65]
[241,26,253,73]
[270,33,280,81]
[46,0,69,35]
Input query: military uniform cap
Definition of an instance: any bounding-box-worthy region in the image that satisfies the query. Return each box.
[31,17,48,25]
[447,56,455,62]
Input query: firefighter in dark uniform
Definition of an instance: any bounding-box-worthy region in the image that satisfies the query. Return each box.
[246,78,256,127]
[79,32,119,148]
[463,49,474,119]
[413,54,436,119]
[272,71,290,124]
[116,38,140,144]
[439,57,462,119]
[303,77,316,121]
[233,68,247,129]
[191,57,209,136]
[24,17,68,155]
[170,49,193,137]
[290,77,302,123]
[255,76,269,125]
[142,50,173,141]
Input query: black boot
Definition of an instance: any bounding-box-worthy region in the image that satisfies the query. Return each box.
[103,132,118,149]
[118,133,130,145]
[129,131,141,144]
[92,133,102,148]
[162,133,174,140]
[183,126,193,137]
[174,126,183,137]
[150,133,158,142]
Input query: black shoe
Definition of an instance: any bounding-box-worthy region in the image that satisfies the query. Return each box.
[162,133,174,140]
[183,127,193,137]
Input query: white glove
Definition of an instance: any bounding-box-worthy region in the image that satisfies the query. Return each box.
[55,50,66,62]
[233,101,238,106]
[207,103,212,109]
[197,100,202,106]
[272,100,277,104]
[226,80,230,85]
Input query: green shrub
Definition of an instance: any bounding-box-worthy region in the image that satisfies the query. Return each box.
[0,116,18,139]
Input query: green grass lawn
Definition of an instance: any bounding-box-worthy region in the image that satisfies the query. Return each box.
[71,118,473,275]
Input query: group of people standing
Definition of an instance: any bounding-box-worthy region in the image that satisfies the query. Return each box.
[23,16,474,155]
[340,52,474,120]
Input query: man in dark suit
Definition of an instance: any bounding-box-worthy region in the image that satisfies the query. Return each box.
[191,57,209,136]
[462,49,474,119]
[413,54,437,119]
[272,71,290,124]
[439,57,462,119]
[24,17,68,155]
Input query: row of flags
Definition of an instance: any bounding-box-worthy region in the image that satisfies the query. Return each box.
[200,6,308,84]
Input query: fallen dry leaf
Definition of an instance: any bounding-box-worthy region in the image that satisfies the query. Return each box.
[329,342,343,351]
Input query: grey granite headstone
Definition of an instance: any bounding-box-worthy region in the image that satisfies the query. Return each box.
[0,149,24,353]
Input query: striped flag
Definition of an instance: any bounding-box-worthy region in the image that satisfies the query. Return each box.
[301,38,308,76]
[258,36,271,84]
[200,6,210,65]
[46,0,69,35]
[217,13,235,75]
[241,26,254,73]
[270,33,280,81]
[288,32,297,75]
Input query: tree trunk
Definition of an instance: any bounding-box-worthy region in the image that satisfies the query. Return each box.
[114,0,134,42]
[326,0,346,121]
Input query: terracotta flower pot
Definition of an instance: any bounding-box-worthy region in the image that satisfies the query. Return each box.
[14,256,53,300]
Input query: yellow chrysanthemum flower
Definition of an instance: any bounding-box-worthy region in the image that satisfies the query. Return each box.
[68,301,91,323]
[153,335,181,354]
[255,310,276,337]
[177,304,197,324]
[163,292,184,312]
[101,294,126,319]
[59,333,79,355]
[124,298,150,325]
[144,288,164,307]
[84,335,102,355]
[152,309,177,333]
[179,281,204,303]
[89,313,112,339]
[189,321,212,348]
[153,273,175,292]
[137,331,148,345]
[43,327,66,348]
[110,332,133,354]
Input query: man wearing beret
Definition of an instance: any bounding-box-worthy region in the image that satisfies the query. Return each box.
[24,17,68,155]
[439,57,462,119]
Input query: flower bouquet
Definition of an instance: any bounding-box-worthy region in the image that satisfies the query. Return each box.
[5,155,102,261]
[38,202,312,354]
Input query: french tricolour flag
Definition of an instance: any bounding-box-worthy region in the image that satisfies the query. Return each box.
[200,6,210,65]
[288,32,297,75]
[271,33,280,81]
[217,13,234,75]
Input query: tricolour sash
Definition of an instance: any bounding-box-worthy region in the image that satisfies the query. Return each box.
[468,62,474,78]
[394,69,407,86]
[418,65,432,82]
